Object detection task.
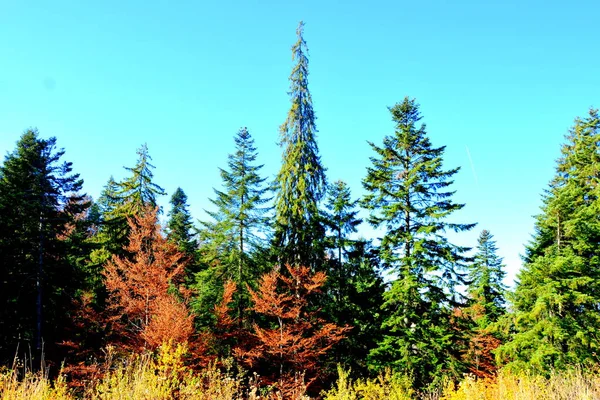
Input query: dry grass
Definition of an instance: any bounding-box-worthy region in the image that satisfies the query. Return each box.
[441,369,600,400]
[2,345,600,399]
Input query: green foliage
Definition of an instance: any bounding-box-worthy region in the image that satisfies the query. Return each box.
[93,145,165,261]
[195,127,271,327]
[323,180,362,264]
[326,240,385,376]
[320,182,384,376]
[499,109,600,373]
[167,187,198,261]
[467,230,507,328]
[114,143,166,216]
[362,98,474,388]
[273,21,327,270]
[0,129,88,360]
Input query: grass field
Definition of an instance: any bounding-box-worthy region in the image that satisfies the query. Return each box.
[2,344,599,399]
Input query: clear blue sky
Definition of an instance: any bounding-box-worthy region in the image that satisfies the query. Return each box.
[1,0,599,285]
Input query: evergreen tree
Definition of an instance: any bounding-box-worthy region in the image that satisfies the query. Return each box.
[328,239,385,376]
[323,180,361,264]
[273,21,327,269]
[322,180,362,305]
[498,109,600,372]
[0,129,87,361]
[89,176,122,256]
[96,176,120,221]
[321,182,383,376]
[196,127,271,326]
[98,144,165,259]
[166,187,198,259]
[362,98,475,388]
[463,229,506,378]
[113,143,166,217]
[467,229,506,327]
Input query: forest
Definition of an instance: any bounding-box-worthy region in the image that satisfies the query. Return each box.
[1,22,600,399]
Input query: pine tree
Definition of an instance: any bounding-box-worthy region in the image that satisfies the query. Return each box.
[97,144,165,259]
[327,239,385,376]
[115,143,165,216]
[89,177,122,257]
[323,180,361,265]
[274,21,327,269]
[166,187,197,259]
[362,98,475,388]
[96,176,120,221]
[0,129,87,361]
[322,180,362,306]
[467,230,506,327]
[196,127,270,326]
[320,182,384,375]
[498,109,600,372]
[464,229,506,378]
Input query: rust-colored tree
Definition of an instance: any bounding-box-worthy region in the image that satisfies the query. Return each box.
[463,300,502,379]
[237,265,348,395]
[103,207,194,351]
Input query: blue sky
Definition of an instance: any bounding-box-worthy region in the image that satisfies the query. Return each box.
[1,0,599,285]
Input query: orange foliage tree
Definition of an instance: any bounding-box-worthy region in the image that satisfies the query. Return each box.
[103,207,194,351]
[237,265,349,393]
[463,301,502,379]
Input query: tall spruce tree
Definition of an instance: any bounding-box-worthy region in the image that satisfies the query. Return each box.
[196,127,271,326]
[498,109,600,372]
[362,98,475,388]
[0,129,87,361]
[273,21,326,269]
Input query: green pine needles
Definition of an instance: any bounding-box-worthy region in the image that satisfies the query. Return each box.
[499,109,600,372]
[274,21,327,270]
[362,97,475,388]
[197,127,271,326]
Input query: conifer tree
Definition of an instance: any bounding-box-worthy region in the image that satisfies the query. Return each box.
[322,180,362,306]
[274,21,327,269]
[362,98,475,388]
[320,181,384,375]
[113,143,166,217]
[0,129,87,360]
[196,127,270,326]
[98,144,165,259]
[499,109,600,372]
[88,177,122,257]
[467,230,506,327]
[326,239,385,376]
[166,187,197,259]
[464,229,506,378]
[323,180,361,265]
[96,176,120,221]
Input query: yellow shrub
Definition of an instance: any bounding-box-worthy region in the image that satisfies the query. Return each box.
[442,369,600,400]
[324,366,413,400]
[0,367,72,400]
